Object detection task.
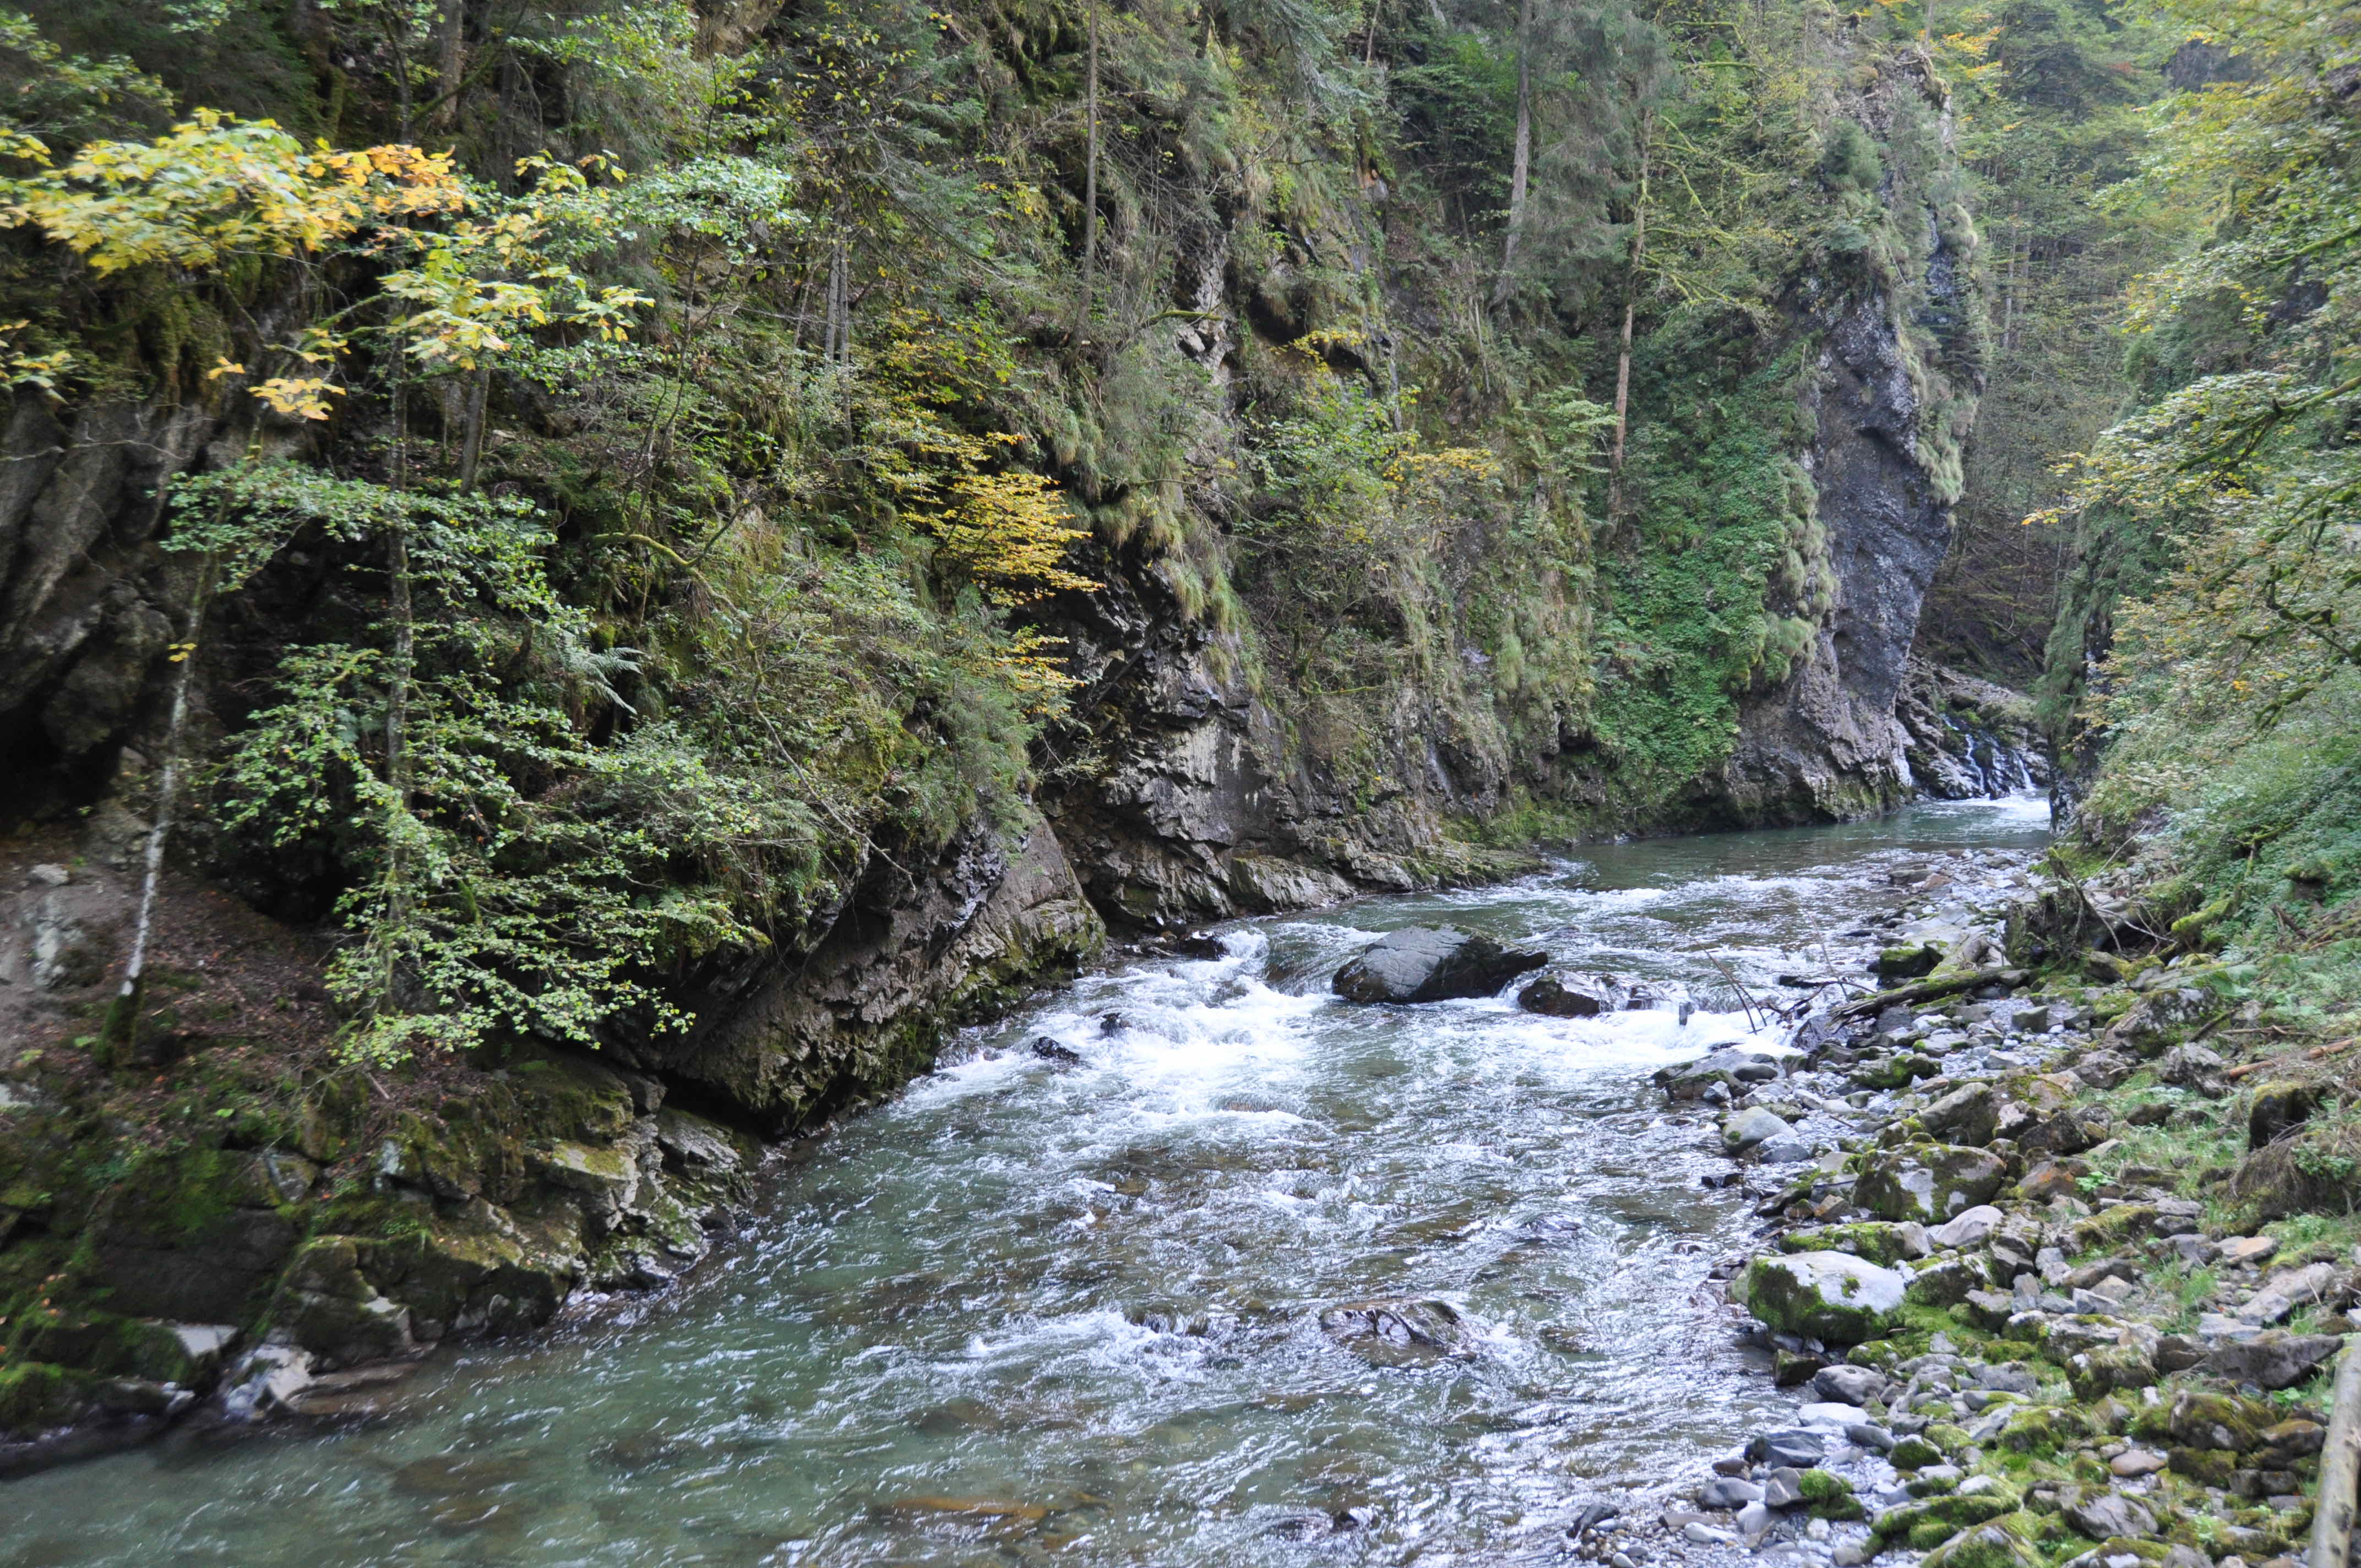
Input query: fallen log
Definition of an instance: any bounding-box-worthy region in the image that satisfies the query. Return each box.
[1831,968,2025,1022]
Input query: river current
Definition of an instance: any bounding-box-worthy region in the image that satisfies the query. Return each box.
[1,799,2051,1568]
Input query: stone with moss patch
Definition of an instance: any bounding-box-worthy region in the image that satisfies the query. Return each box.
[1917,1513,2044,1568]
[1856,1142,2009,1221]
[1781,1220,1928,1268]
[1741,1250,1907,1344]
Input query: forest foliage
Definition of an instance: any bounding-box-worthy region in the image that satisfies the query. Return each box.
[2026,0,2361,1017]
[1,0,1998,1060]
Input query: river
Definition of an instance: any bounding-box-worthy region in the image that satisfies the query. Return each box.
[0,798,2051,1568]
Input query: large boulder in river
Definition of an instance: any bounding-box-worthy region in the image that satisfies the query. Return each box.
[1740,1251,1906,1344]
[1331,927,1545,1004]
[1854,1142,2008,1222]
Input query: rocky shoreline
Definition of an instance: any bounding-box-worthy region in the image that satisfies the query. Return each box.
[1569,846,2347,1568]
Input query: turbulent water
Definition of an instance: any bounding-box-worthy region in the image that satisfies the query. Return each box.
[1,800,2050,1568]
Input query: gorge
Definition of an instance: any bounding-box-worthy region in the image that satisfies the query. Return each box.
[2,0,2359,1561]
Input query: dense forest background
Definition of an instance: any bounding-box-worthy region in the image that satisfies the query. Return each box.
[0,0,2348,1102]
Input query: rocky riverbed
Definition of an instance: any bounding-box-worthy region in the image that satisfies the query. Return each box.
[1589,844,2343,1568]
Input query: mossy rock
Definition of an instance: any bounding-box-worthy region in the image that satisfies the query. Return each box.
[84,1145,304,1322]
[1781,1221,1925,1268]
[1917,1513,2044,1568]
[1857,1052,1946,1090]
[1855,1142,2008,1222]
[1890,1435,1944,1469]
[1924,1420,1976,1456]
[2131,1388,2274,1451]
[0,1360,94,1438]
[1740,1251,1907,1344]
[1994,1402,2093,1455]
[2166,1447,2239,1486]
[1876,1483,2023,1548]
[1799,1468,1865,1521]
[1879,943,1944,979]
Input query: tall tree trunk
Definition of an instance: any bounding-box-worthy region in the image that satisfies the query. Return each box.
[380,514,415,1009]
[825,236,850,364]
[1492,0,1535,307]
[102,555,220,1057]
[381,349,416,1014]
[1609,110,1652,512]
[1074,0,1101,350]
[458,365,489,492]
[434,0,465,128]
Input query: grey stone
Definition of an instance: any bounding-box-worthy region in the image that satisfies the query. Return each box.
[1812,1363,1885,1406]
[1318,1298,1479,1363]
[1657,1048,1785,1101]
[1854,1143,2008,1221]
[1846,1421,1896,1452]
[2157,1043,2226,1086]
[1332,927,1546,1004]
[1919,1082,1998,1145]
[2063,1491,2156,1541]
[2204,1331,2342,1390]
[1518,973,1622,1017]
[1928,1204,2004,1249]
[1724,1106,1794,1152]
[1748,1428,1828,1469]
[1702,1477,1765,1510]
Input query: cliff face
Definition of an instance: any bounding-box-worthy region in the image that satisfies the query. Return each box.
[1720,60,1988,824]
[0,5,2010,1446]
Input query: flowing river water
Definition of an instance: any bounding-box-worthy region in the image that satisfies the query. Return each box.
[1,799,2052,1568]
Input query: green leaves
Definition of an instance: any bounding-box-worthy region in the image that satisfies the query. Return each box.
[190,464,794,1064]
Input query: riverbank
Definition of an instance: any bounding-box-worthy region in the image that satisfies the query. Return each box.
[1625,842,2350,1568]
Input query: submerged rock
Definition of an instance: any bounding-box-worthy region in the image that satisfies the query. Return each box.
[1317,1298,1479,1363]
[1740,1251,1906,1344]
[1330,927,1545,1004]
[1656,1049,1783,1101]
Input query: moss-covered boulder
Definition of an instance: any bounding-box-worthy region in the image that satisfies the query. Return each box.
[83,1146,306,1323]
[1740,1251,1907,1344]
[1878,943,1944,979]
[268,1237,415,1370]
[1799,1468,1864,1520]
[1890,1434,1943,1469]
[0,1360,96,1439]
[2136,1387,2274,1451]
[2065,1344,2157,1401]
[1855,1142,2008,1222]
[1906,1254,1993,1308]
[1781,1220,1929,1268]
[1993,1401,2093,1455]
[2248,1081,2320,1150]
[1874,1482,2023,1550]
[1917,1513,2043,1568]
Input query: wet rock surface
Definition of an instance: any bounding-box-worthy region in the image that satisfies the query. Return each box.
[1330,924,1546,1004]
